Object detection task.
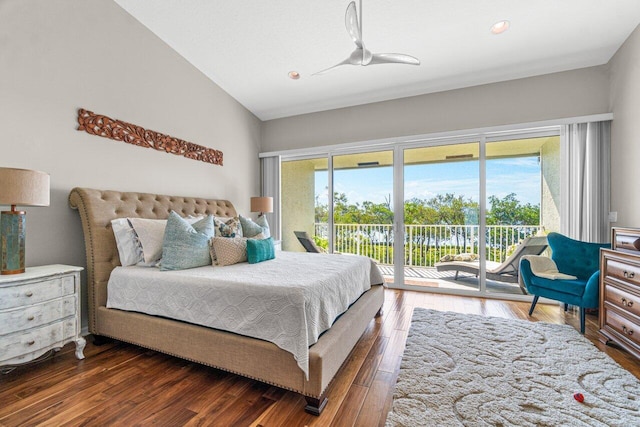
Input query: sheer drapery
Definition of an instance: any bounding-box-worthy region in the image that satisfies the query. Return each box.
[261,156,281,240]
[562,121,611,242]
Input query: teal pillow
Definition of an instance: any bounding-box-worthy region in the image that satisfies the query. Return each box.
[160,211,215,271]
[247,237,275,264]
[240,215,266,238]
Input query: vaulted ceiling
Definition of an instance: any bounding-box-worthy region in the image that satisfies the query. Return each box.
[114,0,640,120]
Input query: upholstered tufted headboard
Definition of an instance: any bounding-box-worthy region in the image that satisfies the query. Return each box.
[68,188,236,333]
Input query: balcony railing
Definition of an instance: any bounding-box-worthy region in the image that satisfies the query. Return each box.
[314,223,542,266]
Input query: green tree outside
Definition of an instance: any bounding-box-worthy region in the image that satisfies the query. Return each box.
[313,192,540,266]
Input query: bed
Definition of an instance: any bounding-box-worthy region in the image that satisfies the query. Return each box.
[68,188,384,415]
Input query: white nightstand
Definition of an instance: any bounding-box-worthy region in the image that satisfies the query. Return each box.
[0,265,85,372]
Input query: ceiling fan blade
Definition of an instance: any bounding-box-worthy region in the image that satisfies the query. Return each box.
[345,1,363,48]
[312,57,352,76]
[369,53,420,66]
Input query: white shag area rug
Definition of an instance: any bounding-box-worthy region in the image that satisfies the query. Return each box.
[386,308,640,427]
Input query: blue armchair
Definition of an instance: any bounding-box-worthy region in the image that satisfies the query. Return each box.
[519,232,610,333]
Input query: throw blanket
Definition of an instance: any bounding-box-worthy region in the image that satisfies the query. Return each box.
[107,251,383,379]
[521,255,578,280]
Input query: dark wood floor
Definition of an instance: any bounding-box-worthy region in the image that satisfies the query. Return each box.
[2,289,639,426]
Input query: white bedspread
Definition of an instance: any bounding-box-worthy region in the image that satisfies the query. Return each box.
[107,251,383,378]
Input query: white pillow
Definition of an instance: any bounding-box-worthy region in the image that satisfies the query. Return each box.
[128,218,167,264]
[111,218,143,266]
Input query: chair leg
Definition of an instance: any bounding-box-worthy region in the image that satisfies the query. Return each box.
[528,296,539,316]
[580,307,586,334]
[564,303,568,312]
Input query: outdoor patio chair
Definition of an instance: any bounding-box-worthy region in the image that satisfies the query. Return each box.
[294,231,326,253]
[435,235,548,293]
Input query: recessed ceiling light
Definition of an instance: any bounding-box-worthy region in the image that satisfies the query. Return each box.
[288,71,300,80]
[490,20,510,35]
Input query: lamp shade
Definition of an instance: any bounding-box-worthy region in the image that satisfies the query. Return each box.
[250,196,273,214]
[0,168,50,207]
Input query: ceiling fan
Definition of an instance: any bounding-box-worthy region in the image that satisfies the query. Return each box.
[314,0,420,75]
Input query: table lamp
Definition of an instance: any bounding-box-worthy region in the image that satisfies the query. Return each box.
[0,168,50,275]
[250,196,273,217]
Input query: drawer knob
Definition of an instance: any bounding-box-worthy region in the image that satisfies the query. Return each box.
[27,340,35,346]
[27,315,35,321]
[622,325,634,336]
[623,270,636,279]
[25,291,33,297]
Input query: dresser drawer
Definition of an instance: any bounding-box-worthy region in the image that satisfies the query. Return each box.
[604,283,640,318]
[0,296,76,336]
[613,228,640,254]
[0,275,75,310]
[603,258,640,287]
[603,308,640,348]
[0,318,77,363]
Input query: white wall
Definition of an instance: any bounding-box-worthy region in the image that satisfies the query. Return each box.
[0,0,260,323]
[261,66,610,152]
[609,24,640,227]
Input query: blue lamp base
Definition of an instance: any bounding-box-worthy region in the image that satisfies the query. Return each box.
[1,210,26,275]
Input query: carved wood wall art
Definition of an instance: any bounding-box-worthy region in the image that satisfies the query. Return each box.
[77,109,223,166]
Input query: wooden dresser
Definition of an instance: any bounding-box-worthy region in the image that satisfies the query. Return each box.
[0,265,85,372]
[599,227,640,360]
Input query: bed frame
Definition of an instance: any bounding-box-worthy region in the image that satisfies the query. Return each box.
[68,187,384,415]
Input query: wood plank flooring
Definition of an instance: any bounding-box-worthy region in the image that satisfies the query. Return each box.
[1,289,639,426]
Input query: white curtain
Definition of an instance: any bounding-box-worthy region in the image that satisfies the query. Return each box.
[562,121,611,242]
[261,156,281,240]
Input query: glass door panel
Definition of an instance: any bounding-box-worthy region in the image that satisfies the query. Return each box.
[403,142,480,292]
[485,136,558,294]
[332,150,394,284]
[281,157,328,252]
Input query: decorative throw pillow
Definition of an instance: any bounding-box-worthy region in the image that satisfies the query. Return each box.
[247,237,275,264]
[211,237,248,266]
[160,212,215,271]
[128,216,209,265]
[111,218,144,266]
[215,217,243,238]
[210,232,265,264]
[453,253,479,262]
[254,215,271,238]
[239,215,266,238]
[126,218,168,264]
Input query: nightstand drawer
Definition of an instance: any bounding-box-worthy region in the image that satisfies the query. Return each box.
[604,283,640,318]
[0,318,77,363]
[0,296,76,336]
[0,275,75,310]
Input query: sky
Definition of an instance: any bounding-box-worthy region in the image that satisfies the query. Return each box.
[315,156,541,208]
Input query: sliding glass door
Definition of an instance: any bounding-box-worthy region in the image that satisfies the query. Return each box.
[401,142,480,292]
[280,157,328,252]
[485,136,559,294]
[395,134,559,296]
[332,150,394,283]
[278,128,560,299]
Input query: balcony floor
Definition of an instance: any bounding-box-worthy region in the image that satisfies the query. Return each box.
[377,265,526,295]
